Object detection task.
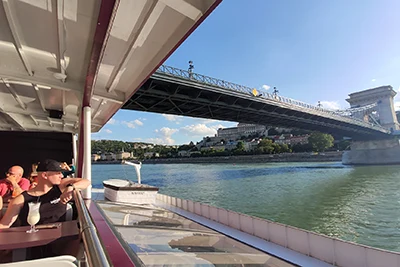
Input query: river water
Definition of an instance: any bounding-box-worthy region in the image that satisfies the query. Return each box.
[92,162,400,252]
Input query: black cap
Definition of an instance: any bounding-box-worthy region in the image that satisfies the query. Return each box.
[36,159,64,172]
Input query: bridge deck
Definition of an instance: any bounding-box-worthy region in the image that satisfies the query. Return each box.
[123,67,390,140]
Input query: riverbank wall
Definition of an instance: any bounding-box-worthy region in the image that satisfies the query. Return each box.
[142,151,342,164]
[93,160,122,164]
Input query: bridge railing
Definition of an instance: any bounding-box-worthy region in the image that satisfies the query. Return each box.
[155,65,388,133]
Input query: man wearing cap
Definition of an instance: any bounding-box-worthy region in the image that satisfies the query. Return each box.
[0,166,30,211]
[0,159,90,228]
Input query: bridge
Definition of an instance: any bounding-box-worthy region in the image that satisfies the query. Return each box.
[123,65,394,140]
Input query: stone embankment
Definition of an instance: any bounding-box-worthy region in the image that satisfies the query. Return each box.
[143,151,343,164]
[92,160,122,164]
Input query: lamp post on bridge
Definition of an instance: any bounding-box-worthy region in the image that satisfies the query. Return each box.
[273,87,279,98]
[188,60,194,79]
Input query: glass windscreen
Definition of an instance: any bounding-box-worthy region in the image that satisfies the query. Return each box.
[97,201,295,267]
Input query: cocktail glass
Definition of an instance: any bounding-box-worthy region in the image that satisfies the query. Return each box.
[26,202,41,233]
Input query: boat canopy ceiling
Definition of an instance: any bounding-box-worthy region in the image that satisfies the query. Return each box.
[0,0,220,133]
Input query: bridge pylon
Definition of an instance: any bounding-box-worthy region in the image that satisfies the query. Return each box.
[346,86,399,131]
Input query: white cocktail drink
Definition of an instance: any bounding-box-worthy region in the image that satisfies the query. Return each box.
[26,202,41,233]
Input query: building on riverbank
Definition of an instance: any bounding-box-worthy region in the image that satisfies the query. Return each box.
[217,123,268,140]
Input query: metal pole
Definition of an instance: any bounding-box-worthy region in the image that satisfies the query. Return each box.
[82,106,92,199]
[72,134,78,165]
[73,191,110,267]
[188,60,194,79]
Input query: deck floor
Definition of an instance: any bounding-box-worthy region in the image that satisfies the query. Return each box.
[92,189,334,267]
[95,200,295,267]
[93,189,297,266]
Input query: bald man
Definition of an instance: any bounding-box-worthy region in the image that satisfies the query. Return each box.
[0,166,30,210]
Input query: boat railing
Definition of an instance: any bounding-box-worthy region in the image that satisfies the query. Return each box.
[157,193,400,267]
[73,190,111,267]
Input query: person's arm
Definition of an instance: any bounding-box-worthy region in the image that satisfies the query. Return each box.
[0,183,7,198]
[0,194,24,228]
[7,175,23,198]
[59,178,90,204]
[60,178,90,191]
[0,196,3,212]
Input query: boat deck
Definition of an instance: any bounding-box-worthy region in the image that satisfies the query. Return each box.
[91,189,336,267]
[92,190,297,266]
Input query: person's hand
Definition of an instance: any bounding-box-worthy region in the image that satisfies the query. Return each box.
[60,187,73,204]
[61,162,71,171]
[6,174,17,185]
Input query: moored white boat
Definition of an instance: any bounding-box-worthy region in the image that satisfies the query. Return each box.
[103,178,159,204]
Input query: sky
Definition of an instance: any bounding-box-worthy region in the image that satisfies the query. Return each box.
[92,0,400,145]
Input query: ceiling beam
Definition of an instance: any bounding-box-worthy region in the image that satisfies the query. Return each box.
[33,84,47,112]
[56,0,67,82]
[160,0,203,21]
[93,90,125,104]
[29,115,39,126]
[62,90,66,115]
[2,79,27,110]
[2,112,26,130]
[107,0,158,93]
[92,100,105,119]
[2,0,33,76]
[47,117,54,127]
[0,72,83,93]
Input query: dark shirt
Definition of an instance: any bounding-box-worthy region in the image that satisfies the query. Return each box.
[12,186,67,227]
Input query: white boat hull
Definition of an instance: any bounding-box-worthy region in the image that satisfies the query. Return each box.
[103,179,159,204]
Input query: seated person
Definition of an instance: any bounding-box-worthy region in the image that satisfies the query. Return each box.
[0,166,30,210]
[0,159,90,228]
[28,163,39,189]
[61,162,76,178]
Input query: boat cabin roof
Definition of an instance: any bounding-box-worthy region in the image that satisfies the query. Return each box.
[0,0,220,133]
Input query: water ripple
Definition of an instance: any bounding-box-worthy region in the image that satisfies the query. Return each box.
[92,162,400,252]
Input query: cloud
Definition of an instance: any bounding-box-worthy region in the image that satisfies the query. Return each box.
[134,119,143,126]
[122,119,144,128]
[145,138,165,145]
[103,129,112,134]
[157,127,178,136]
[371,79,376,82]
[196,118,223,124]
[107,118,117,125]
[180,123,220,137]
[132,138,142,141]
[394,101,400,111]
[162,114,184,123]
[319,101,341,110]
[149,127,178,145]
[261,85,271,90]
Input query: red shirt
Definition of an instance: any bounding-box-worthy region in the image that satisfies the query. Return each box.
[0,178,30,201]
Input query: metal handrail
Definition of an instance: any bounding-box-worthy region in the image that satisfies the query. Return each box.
[73,190,111,267]
[155,65,389,133]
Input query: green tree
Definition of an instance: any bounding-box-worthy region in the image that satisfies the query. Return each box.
[236,141,245,151]
[308,132,334,152]
[272,143,281,154]
[280,144,291,153]
[257,138,274,154]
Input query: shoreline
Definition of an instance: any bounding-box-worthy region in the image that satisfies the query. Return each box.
[93,151,343,165]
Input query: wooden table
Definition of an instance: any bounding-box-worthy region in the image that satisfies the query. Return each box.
[0,220,79,261]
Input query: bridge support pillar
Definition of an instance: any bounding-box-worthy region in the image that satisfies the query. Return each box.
[346,86,399,131]
[342,138,400,165]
